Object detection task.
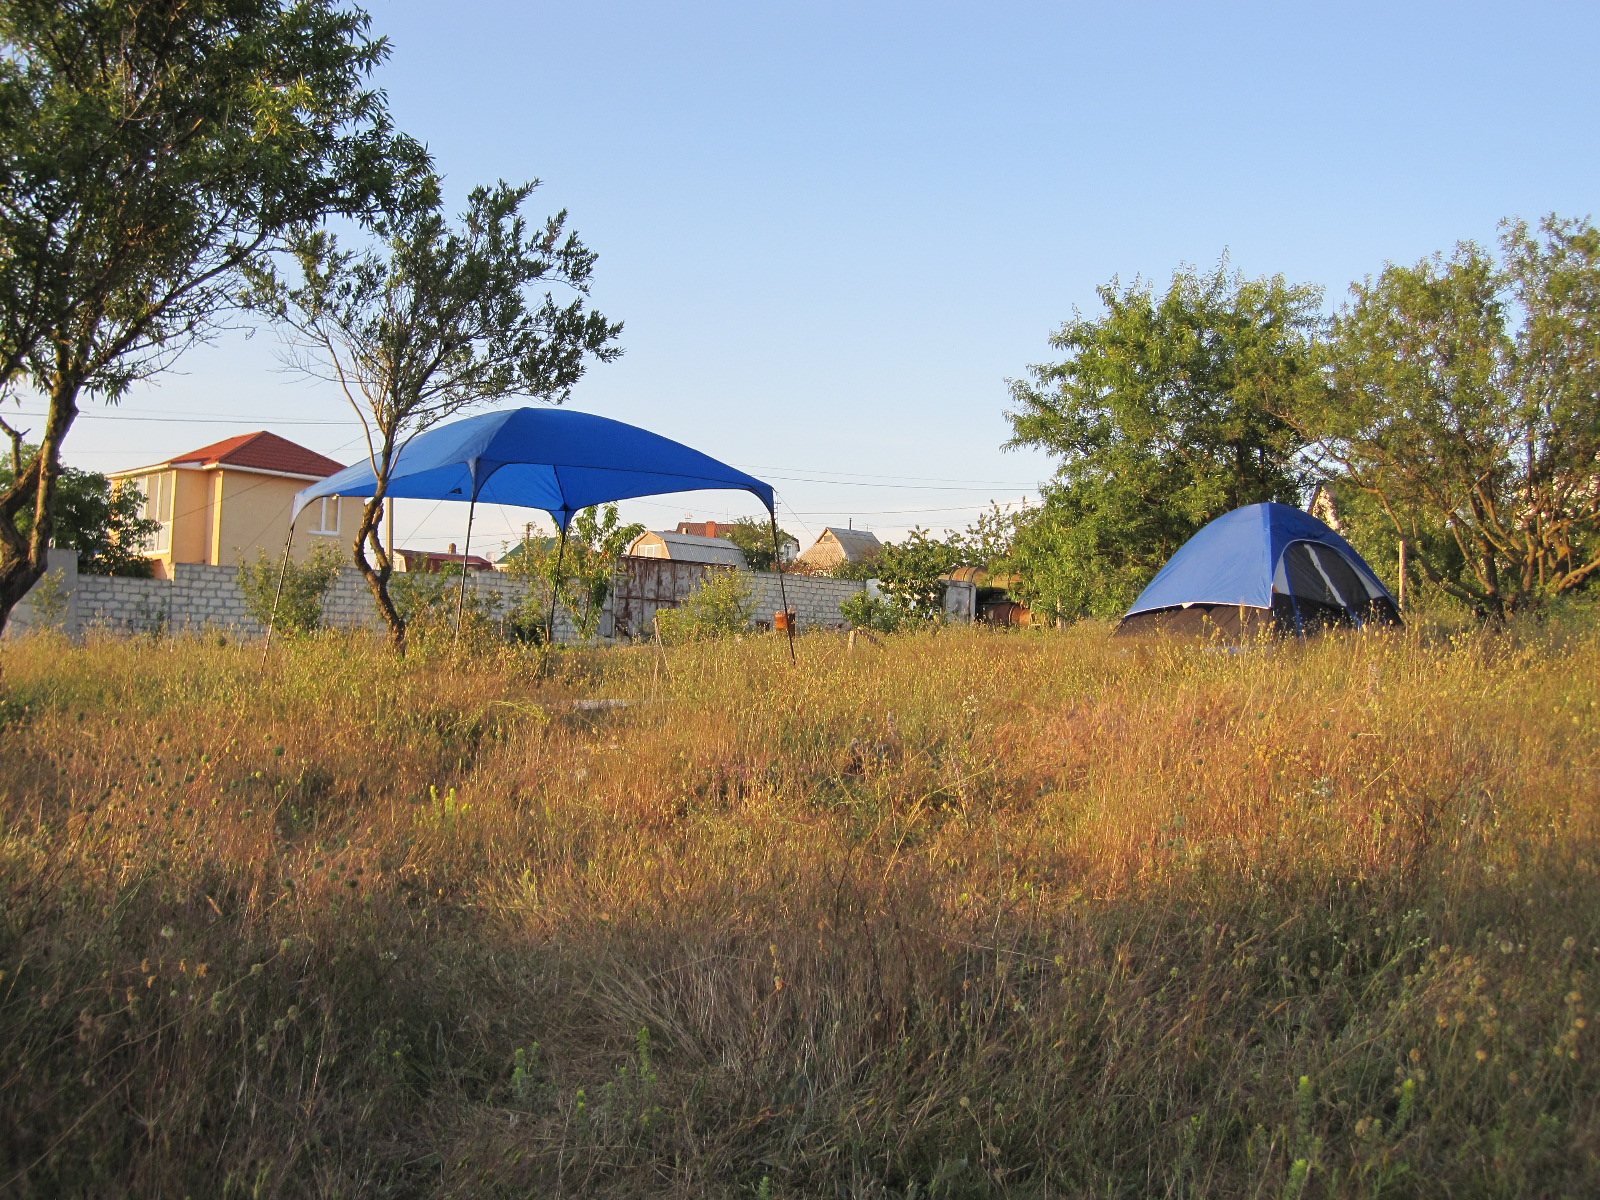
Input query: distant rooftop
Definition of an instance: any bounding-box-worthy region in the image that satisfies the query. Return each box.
[628,530,750,568]
[795,525,884,571]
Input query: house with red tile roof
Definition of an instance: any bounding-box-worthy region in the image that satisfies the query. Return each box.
[108,431,361,578]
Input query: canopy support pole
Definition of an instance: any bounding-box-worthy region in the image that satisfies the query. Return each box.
[546,526,569,647]
[453,497,478,653]
[771,512,795,664]
[260,520,297,670]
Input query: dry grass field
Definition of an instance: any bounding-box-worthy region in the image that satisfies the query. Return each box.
[2,619,1599,1198]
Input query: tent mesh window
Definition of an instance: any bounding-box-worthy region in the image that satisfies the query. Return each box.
[1276,541,1399,631]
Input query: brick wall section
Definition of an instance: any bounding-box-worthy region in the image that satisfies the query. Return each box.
[6,558,865,642]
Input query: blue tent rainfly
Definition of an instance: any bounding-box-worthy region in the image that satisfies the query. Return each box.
[1116,502,1401,638]
[291,407,775,529]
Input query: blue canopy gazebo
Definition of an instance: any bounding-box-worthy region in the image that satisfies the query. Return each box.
[286,407,789,648]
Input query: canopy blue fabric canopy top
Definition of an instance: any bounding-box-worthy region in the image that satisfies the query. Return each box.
[293,407,775,530]
[1120,502,1400,634]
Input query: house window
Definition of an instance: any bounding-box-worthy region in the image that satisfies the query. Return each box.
[136,472,173,553]
[310,496,341,536]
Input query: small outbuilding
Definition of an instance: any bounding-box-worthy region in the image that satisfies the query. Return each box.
[627,530,749,568]
[1116,502,1401,638]
[794,526,883,574]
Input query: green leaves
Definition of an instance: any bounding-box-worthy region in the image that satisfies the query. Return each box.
[256,178,624,651]
[0,0,428,630]
[1004,260,1320,618]
[1290,216,1600,615]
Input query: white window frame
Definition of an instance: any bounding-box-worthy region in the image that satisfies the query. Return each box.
[310,495,342,536]
[137,472,173,554]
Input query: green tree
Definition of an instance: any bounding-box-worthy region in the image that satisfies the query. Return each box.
[836,528,962,621]
[502,505,642,643]
[0,450,157,576]
[945,503,1023,572]
[720,517,798,572]
[1289,217,1600,617]
[1004,260,1320,618]
[0,0,425,634]
[250,181,622,653]
[653,569,754,645]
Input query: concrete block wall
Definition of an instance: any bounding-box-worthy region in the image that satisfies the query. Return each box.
[6,557,865,642]
[4,548,81,638]
[746,571,865,629]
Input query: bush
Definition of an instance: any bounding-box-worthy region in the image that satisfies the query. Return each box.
[654,568,754,644]
[236,544,344,634]
[841,588,915,634]
[389,566,504,646]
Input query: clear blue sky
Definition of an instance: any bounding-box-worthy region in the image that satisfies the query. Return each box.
[44,0,1600,555]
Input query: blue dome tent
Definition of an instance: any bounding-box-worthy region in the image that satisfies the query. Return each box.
[1115,502,1401,638]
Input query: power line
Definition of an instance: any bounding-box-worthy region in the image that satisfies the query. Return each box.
[786,499,1033,516]
[8,408,352,426]
[734,461,1036,487]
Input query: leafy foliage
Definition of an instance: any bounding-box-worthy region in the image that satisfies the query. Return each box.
[1289,217,1600,616]
[834,509,1024,631]
[236,544,344,635]
[1004,260,1319,618]
[0,451,156,576]
[943,503,1023,572]
[839,589,906,634]
[249,180,623,652]
[653,568,754,644]
[0,0,425,630]
[387,566,504,647]
[718,517,798,572]
[834,527,960,619]
[502,505,642,643]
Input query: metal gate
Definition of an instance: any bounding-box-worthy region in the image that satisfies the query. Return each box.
[603,556,710,639]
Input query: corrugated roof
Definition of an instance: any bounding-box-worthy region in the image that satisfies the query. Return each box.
[630,531,749,567]
[166,431,346,478]
[797,526,884,564]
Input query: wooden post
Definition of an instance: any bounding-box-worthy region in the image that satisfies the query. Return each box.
[1397,539,1408,610]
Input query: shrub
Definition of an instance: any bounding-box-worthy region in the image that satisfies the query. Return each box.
[841,588,914,634]
[389,566,504,646]
[653,568,754,644]
[236,544,344,634]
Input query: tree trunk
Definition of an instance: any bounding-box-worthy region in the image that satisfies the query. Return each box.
[352,490,407,655]
[0,386,78,636]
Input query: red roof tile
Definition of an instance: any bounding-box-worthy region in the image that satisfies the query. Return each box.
[168,431,345,478]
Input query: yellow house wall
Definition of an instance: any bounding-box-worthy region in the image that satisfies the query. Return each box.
[170,469,211,566]
[211,470,361,568]
[113,467,364,573]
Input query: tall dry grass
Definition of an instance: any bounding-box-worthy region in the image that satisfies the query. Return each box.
[1,620,1598,1197]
